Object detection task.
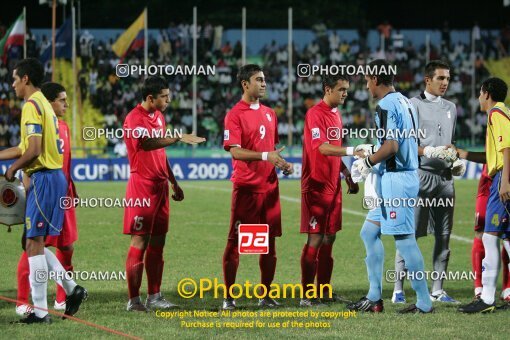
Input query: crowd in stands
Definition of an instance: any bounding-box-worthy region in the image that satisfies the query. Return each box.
[1,20,510,154]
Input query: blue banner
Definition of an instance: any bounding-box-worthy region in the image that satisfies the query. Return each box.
[0,158,485,182]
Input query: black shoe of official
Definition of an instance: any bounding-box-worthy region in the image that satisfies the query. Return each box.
[63,285,88,318]
[16,313,52,324]
[458,299,495,313]
[346,297,384,312]
[398,304,434,314]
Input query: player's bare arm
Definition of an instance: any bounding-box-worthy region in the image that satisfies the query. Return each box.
[319,143,364,158]
[368,139,398,165]
[229,146,291,172]
[455,148,486,163]
[141,134,206,151]
[500,148,510,202]
[5,136,42,182]
[0,146,22,160]
[167,159,184,201]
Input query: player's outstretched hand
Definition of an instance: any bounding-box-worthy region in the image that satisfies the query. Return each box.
[171,182,184,201]
[180,134,206,145]
[451,159,466,177]
[268,146,288,170]
[355,144,377,158]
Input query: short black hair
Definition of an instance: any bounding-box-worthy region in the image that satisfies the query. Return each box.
[424,60,450,79]
[14,58,45,87]
[141,76,168,101]
[322,74,349,94]
[366,59,394,86]
[41,82,66,102]
[481,77,508,102]
[237,64,263,91]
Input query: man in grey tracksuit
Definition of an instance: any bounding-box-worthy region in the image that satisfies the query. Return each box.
[392,60,460,304]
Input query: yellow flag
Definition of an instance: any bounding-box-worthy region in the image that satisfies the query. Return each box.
[112,9,146,58]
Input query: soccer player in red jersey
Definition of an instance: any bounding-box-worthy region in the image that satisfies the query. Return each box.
[15,82,79,316]
[300,74,361,306]
[222,64,293,310]
[123,76,205,311]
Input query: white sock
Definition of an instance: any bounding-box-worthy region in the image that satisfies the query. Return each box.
[474,287,483,296]
[44,248,77,295]
[481,233,500,305]
[28,255,49,318]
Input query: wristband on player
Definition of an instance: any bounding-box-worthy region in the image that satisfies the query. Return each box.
[346,147,354,156]
[261,152,269,161]
[363,156,375,169]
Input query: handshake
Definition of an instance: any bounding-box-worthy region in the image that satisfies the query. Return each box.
[350,144,466,183]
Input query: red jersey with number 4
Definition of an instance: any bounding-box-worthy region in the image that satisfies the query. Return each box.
[124,104,169,181]
[302,100,343,194]
[223,100,279,192]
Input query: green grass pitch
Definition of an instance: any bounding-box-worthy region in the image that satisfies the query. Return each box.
[1,179,508,338]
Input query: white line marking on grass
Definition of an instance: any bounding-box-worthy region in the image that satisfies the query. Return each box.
[183,184,471,243]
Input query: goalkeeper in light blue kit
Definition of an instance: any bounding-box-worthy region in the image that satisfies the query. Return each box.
[347,59,433,313]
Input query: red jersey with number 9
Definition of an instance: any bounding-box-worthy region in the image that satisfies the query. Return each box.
[223,100,279,192]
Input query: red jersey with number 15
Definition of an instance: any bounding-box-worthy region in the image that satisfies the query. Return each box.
[124,104,169,181]
[223,100,279,192]
[58,120,72,182]
[302,100,343,194]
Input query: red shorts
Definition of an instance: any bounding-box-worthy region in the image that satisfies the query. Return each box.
[123,173,169,236]
[300,183,342,235]
[46,183,78,248]
[228,185,282,240]
[474,170,492,232]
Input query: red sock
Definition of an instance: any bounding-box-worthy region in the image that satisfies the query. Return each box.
[17,251,30,306]
[222,240,239,298]
[126,246,145,299]
[317,243,334,296]
[502,246,510,289]
[472,237,485,290]
[259,238,277,294]
[145,245,164,295]
[301,244,319,292]
[56,248,74,303]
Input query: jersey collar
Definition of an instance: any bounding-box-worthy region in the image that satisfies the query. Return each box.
[137,103,155,117]
[318,100,338,114]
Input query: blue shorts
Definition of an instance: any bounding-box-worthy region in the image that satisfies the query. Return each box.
[379,171,419,235]
[25,169,67,239]
[485,171,510,238]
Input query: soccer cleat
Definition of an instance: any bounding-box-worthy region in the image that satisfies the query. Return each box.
[430,291,459,304]
[299,298,325,307]
[222,298,236,310]
[127,299,149,312]
[15,304,33,317]
[458,299,496,313]
[391,291,406,304]
[145,295,179,310]
[63,285,88,318]
[346,297,384,312]
[16,313,52,324]
[321,293,352,304]
[54,300,66,311]
[397,304,434,314]
[258,297,282,308]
